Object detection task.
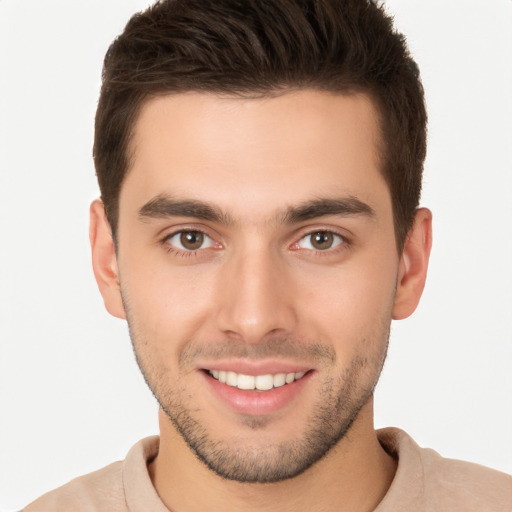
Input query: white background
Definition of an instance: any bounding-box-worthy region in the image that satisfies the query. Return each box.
[1,1,511,510]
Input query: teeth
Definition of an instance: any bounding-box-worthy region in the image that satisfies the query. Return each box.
[255,374,273,391]
[237,374,255,390]
[208,369,307,390]
[273,373,286,387]
[226,371,238,386]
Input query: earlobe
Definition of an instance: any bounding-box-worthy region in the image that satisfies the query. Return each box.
[89,199,126,319]
[392,208,433,320]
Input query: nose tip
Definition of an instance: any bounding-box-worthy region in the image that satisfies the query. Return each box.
[221,320,283,346]
[215,252,297,344]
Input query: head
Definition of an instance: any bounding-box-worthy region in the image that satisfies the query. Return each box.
[94,0,427,251]
[90,0,432,484]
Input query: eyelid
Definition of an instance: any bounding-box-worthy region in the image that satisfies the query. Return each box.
[290,227,351,252]
[166,230,214,250]
[159,223,216,241]
[299,232,343,250]
[160,225,222,253]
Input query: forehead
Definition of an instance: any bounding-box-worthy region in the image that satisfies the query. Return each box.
[121,90,390,221]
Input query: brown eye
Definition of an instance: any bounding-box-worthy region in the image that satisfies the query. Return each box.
[166,230,213,251]
[297,231,344,251]
[180,231,204,250]
[310,232,334,250]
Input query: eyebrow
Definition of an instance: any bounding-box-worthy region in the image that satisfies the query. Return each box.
[283,197,376,223]
[138,194,375,225]
[139,195,233,224]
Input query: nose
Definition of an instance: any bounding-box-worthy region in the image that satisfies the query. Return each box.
[215,245,297,344]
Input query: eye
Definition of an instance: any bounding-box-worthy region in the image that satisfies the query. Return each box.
[297,231,345,251]
[165,230,214,251]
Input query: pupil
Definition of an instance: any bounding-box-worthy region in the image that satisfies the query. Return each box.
[180,231,203,250]
[312,232,333,250]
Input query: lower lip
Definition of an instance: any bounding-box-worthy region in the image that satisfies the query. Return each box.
[202,371,312,416]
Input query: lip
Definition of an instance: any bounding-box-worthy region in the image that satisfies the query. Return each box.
[200,364,313,416]
[197,359,313,376]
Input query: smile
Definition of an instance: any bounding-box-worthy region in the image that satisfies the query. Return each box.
[208,370,306,391]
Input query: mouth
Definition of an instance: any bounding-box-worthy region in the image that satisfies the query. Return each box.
[201,363,314,416]
[207,369,307,391]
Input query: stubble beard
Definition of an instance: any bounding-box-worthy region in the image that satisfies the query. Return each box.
[125,314,390,483]
[163,354,385,483]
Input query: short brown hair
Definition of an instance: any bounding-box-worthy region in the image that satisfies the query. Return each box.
[94,0,426,249]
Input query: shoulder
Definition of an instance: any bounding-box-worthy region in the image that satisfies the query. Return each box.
[377,428,512,512]
[23,461,126,512]
[420,445,512,510]
[23,436,160,512]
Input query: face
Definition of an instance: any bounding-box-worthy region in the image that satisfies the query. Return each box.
[107,91,404,482]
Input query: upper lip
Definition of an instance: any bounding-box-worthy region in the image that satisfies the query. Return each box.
[197,359,313,376]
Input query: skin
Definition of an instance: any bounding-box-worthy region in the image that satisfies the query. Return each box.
[90,90,432,512]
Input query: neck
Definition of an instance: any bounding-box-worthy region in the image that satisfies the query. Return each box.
[149,398,396,512]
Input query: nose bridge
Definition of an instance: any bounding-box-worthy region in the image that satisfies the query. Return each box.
[216,240,296,343]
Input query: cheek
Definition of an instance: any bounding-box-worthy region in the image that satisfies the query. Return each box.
[294,253,398,343]
[119,256,218,354]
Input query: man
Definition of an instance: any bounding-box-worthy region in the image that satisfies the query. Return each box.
[23,0,512,510]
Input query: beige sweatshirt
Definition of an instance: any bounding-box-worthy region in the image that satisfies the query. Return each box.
[24,428,512,511]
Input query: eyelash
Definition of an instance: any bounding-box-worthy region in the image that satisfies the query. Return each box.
[293,229,350,255]
[160,228,351,258]
[161,229,216,257]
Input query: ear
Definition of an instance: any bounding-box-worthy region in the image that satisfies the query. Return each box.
[392,208,433,320]
[89,199,126,319]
